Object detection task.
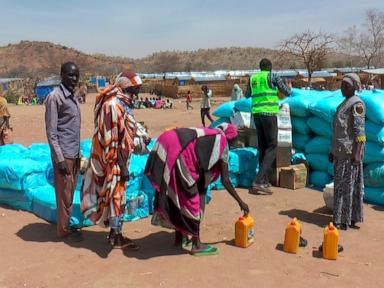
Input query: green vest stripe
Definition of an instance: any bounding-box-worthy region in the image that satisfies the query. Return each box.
[250,71,279,114]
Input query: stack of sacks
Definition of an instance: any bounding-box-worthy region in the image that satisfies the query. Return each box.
[0,139,157,226]
[360,89,384,205]
[210,100,235,127]
[210,147,259,191]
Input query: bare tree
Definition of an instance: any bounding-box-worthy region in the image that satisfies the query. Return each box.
[358,9,384,68]
[337,25,358,68]
[280,30,334,86]
[154,52,181,74]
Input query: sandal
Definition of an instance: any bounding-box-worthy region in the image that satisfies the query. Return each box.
[113,234,140,250]
[182,238,193,248]
[191,244,219,256]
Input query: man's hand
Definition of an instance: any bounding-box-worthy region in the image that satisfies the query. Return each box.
[120,167,129,182]
[58,161,70,176]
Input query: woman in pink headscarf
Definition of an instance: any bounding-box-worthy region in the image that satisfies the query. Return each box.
[145,123,249,256]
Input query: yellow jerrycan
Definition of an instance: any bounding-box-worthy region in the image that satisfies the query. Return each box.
[235,214,254,248]
[323,222,339,260]
[283,217,301,253]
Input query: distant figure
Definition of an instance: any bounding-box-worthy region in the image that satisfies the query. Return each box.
[77,84,87,103]
[231,84,243,101]
[200,85,214,127]
[186,90,193,110]
[0,92,11,145]
[246,58,291,194]
[45,62,82,242]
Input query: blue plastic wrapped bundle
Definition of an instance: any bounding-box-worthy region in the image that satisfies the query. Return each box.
[364,187,384,206]
[309,171,332,187]
[308,91,343,123]
[364,163,384,187]
[365,121,384,145]
[30,185,90,228]
[291,117,311,134]
[0,159,49,190]
[237,170,259,188]
[307,117,332,139]
[291,152,307,165]
[25,143,52,161]
[123,190,149,222]
[305,136,331,154]
[80,139,92,158]
[306,153,329,171]
[360,89,384,125]
[283,88,324,117]
[364,142,384,164]
[234,98,251,113]
[209,117,231,128]
[231,147,259,173]
[0,188,34,211]
[292,133,312,151]
[228,151,240,174]
[212,101,236,118]
[210,173,238,190]
[0,143,27,156]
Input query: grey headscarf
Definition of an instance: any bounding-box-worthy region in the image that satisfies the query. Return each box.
[342,73,361,90]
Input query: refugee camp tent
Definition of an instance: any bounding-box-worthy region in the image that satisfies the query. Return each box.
[35,77,61,103]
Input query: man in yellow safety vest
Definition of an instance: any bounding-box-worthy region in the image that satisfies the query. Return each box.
[245,58,291,194]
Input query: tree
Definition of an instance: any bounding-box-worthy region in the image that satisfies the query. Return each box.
[154,52,181,74]
[280,30,334,86]
[357,9,384,68]
[337,25,358,68]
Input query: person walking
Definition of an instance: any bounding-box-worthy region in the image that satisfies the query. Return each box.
[45,62,82,241]
[246,58,291,194]
[329,73,365,230]
[186,90,193,110]
[231,84,243,101]
[200,85,214,127]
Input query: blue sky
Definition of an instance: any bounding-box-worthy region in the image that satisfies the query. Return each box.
[1,0,383,58]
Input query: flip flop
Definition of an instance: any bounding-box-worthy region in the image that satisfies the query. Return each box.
[182,238,193,248]
[191,245,219,256]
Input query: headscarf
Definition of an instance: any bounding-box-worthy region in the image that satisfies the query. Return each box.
[115,70,142,89]
[342,73,361,90]
[216,123,238,141]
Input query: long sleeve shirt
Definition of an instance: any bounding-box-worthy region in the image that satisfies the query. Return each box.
[45,84,81,163]
[201,90,212,108]
[245,72,291,98]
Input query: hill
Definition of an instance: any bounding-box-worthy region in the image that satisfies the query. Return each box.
[0,41,358,78]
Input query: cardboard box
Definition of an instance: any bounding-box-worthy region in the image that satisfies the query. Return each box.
[244,127,258,148]
[279,164,307,190]
[276,146,292,168]
[269,167,282,187]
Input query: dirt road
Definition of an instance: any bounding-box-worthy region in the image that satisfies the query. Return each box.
[1,94,383,288]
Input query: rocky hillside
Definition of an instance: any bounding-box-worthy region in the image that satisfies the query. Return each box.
[0,41,357,78]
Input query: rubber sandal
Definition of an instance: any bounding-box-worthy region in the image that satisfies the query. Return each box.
[182,238,193,248]
[191,245,219,256]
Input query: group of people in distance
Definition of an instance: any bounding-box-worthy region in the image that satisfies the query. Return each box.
[43,57,365,256]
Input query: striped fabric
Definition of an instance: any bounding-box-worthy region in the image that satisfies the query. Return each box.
[81,86,137,226]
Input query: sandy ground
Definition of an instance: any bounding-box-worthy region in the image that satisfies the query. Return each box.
[1,93,384,288]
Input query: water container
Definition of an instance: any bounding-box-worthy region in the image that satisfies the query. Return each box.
[235,214,254,248]
[283,217,301,253]
[323,222,339,260]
